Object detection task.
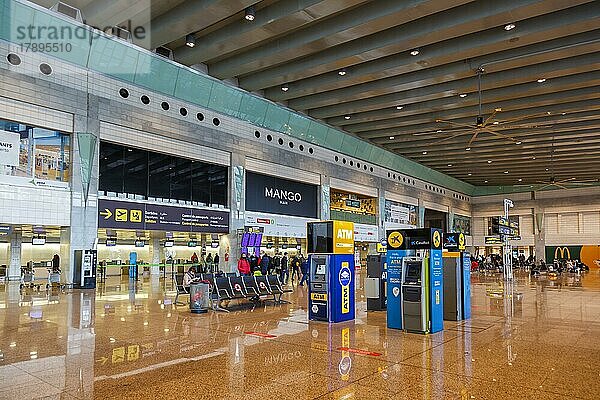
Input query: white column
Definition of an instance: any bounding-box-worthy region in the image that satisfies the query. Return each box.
[150,237,161,275]
[8,231,22,280]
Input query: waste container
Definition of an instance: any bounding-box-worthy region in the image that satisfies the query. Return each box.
[189,282,209,314]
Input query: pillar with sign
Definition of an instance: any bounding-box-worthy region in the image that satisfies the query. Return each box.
[385,228,444,334]
[307,221,355,323]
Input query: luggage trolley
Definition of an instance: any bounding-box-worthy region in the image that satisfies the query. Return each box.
[46,268,63,290]
[20,266,42,291]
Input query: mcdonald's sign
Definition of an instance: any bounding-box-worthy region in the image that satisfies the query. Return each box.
[554,247,571,260]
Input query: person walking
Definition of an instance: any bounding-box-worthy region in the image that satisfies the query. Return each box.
[299,255,309,286]
[259,251,271,275]
[237,253,251,276]
[280,252,289,284]
[291,254,301,283]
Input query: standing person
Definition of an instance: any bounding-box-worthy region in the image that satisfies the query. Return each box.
[249,253,259,274]
[280,252,289,284]
[213,254,220,270]
[259,251,271,275]
[273,252,281,277]
[191,252,199,264]
[291,254,301,283]
[237,253,250,276]
[299,255,309,286]
[51,254,61,273]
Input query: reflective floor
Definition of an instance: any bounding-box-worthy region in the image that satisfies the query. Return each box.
[1,270,600,399]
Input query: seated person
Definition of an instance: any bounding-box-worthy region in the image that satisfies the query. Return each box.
[183,267,198,289]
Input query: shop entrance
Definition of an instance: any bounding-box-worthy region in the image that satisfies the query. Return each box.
[424,209,447,232]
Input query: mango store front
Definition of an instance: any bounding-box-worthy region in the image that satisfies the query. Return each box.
[243,170,319,258]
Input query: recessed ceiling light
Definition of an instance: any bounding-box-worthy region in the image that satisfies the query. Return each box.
[561,112,566,115]
[487,160,492,164]
[410,49,420,56]
[281,84,289,92]
[459,93,467,98]
[465,147,471,151]
[493,121,499,125]
[244,6,256,21]
[546,111,552,115]
[484,180,489,183]
[436,130,442,133]
[516,141,522,145]
[532,156,536,160]
[504,23,516,31]
[185,34,195,48]
[344,115,351,120]
[338,69,347,76]
[422,151,427,155]
[396,106,403,110]
[468,173,472,176]
[389,136,395,140]
[518,178,523,182]
[545,168,549,171]
[504,170,509,174]
[447,164,453,167]
[537,78,546,83]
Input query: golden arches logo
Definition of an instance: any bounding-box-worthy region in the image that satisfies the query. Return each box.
[433,231,441,248]
[554,247,571,260]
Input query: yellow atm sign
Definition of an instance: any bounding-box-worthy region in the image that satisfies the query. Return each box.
[333,221,354,254]
[311,293,327,301]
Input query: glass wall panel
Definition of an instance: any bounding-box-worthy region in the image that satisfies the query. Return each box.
[148,152,174,200]
[0,119,70,182]
[122,147,148,197]
[170,157,192,202]
[99,142,124,193]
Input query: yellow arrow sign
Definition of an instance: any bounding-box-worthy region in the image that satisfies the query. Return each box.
[99,209,113,220]
[96,356,108,365]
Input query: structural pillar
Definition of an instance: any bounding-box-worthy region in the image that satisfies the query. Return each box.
[534,208,545,262]
[225,153,246,272]
[418,199,425,228]
[150,236,161,275]
[320,176,331,220]
[7,231,22,281]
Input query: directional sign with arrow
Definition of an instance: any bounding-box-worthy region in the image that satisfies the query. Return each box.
[99,209,112,220]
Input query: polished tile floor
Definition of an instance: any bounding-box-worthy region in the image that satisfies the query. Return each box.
[1,270,599,399]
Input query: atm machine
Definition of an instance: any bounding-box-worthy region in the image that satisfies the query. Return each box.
[366,254,386,311]
[73,249,97,289]
[307,221,355,323]
[386,228,444,334]
[442,233,471,321]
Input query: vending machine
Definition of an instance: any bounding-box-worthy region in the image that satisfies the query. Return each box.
[307,221,355,323]
[442,232,472,321]
[386,228,444,334]
[73,249,97,289]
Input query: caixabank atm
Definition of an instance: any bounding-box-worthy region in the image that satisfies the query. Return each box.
[307,221,355,323]
[386,228,444,334]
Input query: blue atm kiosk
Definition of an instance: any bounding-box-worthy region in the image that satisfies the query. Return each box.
[386,228,444,334]
[307,221,355,323]
[442,232,472,321]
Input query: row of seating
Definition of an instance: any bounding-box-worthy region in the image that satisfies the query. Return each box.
[174,273,292,309]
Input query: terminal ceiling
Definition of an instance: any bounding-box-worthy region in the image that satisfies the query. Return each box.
[35,0,600,187]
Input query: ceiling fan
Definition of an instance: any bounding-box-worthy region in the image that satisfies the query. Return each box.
[519,136,598,189]
[426,68,548,149]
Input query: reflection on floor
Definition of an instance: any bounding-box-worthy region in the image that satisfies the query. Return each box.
[1,271,600,399]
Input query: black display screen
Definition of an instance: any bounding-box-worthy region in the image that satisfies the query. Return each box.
[405,261,421,282]
[307,222,333,254]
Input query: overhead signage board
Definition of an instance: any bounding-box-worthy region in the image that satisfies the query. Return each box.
[245,212,316,238]
[353,223,379,243]
[0,131,20,166]
[0,225,11,237]
[98,199,229,233]
[245,171,318,218]
[444,232,466,251]
[485,236,503,245]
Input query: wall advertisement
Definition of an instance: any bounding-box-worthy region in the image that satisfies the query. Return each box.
[245,171,318,218]
[353,223,379,242]
[0,130,20,166]
[244,211,317,238]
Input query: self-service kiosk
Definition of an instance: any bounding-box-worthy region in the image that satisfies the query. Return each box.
[307,221,355,323]
[386,228,444,334]
[366,254,386,311]
[73,249,97,289]
[442,232,471,321]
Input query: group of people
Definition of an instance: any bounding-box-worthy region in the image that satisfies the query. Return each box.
[237,251,309,286]
[190,252,219,267]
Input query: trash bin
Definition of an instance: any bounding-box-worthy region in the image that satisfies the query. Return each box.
[189,282,209,314]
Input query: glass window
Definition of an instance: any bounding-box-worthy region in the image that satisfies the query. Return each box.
[148,152,175,200]
[191,161,211,206]
[170,157,192,202]
[0,119,70,183]
[123,147,148,197]
[99,142,124,194]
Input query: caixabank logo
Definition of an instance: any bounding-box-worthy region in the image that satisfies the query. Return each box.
[339,262,352,314]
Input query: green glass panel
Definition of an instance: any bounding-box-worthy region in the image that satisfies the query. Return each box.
[238,95,268,125]
[1,0,34,42]
[306,121,328,144]
[208,83,243,118]
[174,68,213,107]
[263,104,290,132]
[31,11,90,67]
[286,113,310,139]
[77,132,97,204]
[88,35,138,83]
[340,135,361,157]
[134,52,179,96]
[323,128,343,150]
